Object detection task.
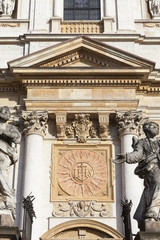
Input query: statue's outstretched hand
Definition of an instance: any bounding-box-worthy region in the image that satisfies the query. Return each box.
[113,154,126,164]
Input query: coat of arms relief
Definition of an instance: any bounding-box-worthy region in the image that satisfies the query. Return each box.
[56,113,109,142]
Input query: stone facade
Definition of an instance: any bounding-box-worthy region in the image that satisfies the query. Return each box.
[1,0,160,240]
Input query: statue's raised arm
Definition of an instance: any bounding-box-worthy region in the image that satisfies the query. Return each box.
[114,121,160,230]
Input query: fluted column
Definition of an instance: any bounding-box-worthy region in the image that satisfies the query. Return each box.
[116,111,145,234]
[22,111,48,239]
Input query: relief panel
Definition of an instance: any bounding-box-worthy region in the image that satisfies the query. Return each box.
[51,144,114,202]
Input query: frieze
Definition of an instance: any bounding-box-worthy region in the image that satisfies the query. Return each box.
[20,79,160,94]
[52,201,113,218]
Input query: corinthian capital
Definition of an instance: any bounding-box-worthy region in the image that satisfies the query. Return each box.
[22,111,48,137]
[116,111,147,137]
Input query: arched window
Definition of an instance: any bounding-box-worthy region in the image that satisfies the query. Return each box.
[64,0,101,20]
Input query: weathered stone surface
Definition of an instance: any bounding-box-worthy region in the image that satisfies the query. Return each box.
[0,226,21,240]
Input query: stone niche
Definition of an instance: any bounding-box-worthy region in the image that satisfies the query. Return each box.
[51,144,114,202]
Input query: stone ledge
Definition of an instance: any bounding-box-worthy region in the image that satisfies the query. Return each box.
[0,226,21,240]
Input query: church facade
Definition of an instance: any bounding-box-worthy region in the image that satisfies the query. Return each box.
[0,0,160,239]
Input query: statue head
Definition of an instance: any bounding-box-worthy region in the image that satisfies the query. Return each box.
[0,106,11,122]
[143,122,159,138]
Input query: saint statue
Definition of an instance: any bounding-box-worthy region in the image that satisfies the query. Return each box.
[0,106,21,218]
[114,122,160,230]
[0,0,16,17]
[149,0,160,18]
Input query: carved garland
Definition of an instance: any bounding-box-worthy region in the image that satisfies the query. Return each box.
[53,201,112,218]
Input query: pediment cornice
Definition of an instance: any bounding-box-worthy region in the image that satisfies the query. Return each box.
[8,36,155,70]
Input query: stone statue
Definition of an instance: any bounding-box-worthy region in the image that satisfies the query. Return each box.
[149,0,160,18]
[0,106,21,218]
[0,0,16,17]
[114,121,160,230]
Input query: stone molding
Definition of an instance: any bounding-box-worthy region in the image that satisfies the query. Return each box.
[22,111,48,137]
[116,111,147,137]
[52,201,113,218]
[22,78,141,87]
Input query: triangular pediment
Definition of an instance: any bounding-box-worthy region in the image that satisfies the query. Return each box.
[8,36,155,70]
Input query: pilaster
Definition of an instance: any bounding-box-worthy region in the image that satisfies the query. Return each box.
[98,112,109,140]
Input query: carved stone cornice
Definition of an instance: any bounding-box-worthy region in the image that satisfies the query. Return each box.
[22,111,48,137]
[116,111,147,137]
[22,78,141,88]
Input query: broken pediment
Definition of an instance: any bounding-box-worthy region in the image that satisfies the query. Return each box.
[8,36,155,70]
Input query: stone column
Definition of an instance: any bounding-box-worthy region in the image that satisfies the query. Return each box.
[103,0,115,33]
[116,111,145,234]
[22,111,48,239]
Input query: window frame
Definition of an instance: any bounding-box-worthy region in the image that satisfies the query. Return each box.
[64,0,101,21]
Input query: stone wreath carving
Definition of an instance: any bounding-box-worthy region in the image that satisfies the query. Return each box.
[53,200,112,218]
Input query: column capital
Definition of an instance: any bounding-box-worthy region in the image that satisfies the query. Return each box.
[22,111,48,137]
[116,111,147,137]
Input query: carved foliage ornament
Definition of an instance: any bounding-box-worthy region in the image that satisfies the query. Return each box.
[149,0,160,18]
[22,111,48,136]
[57,150,108,197]
[116,111,147,137]
[53,200,112,218]
[0,0,16,17]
